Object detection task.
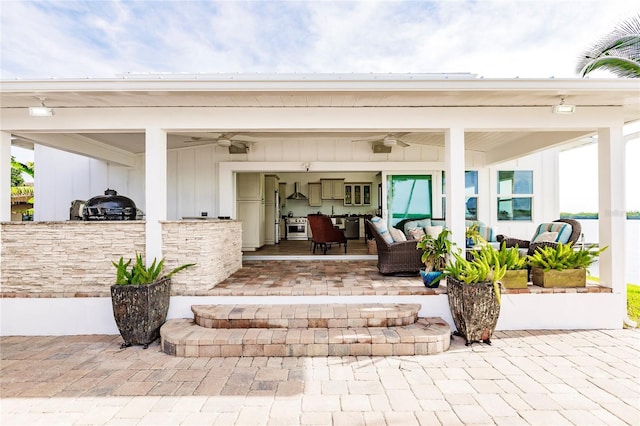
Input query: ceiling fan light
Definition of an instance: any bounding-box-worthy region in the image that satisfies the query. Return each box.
[29,106,54,117]
[382,136,397,146]
[217,138,231,147]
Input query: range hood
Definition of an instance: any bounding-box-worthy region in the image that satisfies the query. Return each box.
[287,182,308,200]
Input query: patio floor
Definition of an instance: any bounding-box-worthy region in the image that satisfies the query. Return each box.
[1,329,638,425]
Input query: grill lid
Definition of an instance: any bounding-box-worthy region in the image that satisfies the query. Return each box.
[83,188,137,220]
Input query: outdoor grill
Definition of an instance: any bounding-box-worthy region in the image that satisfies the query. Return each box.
[82,188,137,221]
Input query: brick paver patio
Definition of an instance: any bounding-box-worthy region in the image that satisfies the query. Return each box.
[1,328,638,425]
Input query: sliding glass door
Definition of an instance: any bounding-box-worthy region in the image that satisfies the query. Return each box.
[387,174,433,226]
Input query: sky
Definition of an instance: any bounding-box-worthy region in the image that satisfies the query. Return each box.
[3,0,639,210]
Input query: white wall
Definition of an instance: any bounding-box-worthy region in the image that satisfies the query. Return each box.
[0,292,621,336]
[34,145,139,221]
[486,149,560,240]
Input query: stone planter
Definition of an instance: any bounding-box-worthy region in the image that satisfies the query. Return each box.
[111,277,171,348]
[501,269,528,289]
[447,277,501,345]
[531,267,586,288]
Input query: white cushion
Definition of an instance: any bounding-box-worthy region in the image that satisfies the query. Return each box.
[425,226,443,238]
[533,231,558,243]
[370,216,394,244]
[389,227,407,242]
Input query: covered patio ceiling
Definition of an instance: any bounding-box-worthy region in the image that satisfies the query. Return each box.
[2,74,639,164]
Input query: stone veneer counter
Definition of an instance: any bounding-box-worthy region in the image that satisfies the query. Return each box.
[0,220,242,297]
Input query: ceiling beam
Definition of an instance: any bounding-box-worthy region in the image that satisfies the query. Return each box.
[484,131,593,165]
[12,133,137,167]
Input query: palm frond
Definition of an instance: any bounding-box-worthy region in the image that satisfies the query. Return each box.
[577,14,640,78]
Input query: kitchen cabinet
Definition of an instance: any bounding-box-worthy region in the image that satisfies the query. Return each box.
[344,183,371,206]
[321,179,344,200]
[308,182,322,207]
[236,172,265,250]
[237,173,264,201]
[236,200,265,251]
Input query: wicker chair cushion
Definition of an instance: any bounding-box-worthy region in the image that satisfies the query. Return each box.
[531,222,572,243]
[370,216,394,244]
[406,227,425,240]
[402,219,431,236]
[533,231,558,243]
[389,228,407,242]
[425,225,443,238]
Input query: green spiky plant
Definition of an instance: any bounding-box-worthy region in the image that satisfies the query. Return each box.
[527,243,607,272]
[444,245,506,305]
[112,253,195,285]
[495,242,528,270]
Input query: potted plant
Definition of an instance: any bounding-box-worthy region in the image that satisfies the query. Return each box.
[495,242,529,289]
[111,253,195,349]
[527,242,606,288]
[416,229,452,288]
[444,245,506,345]
[465,223,483,248]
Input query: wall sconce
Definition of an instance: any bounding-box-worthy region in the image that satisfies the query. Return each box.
[552,98,575,114]
[29,97,54,117]
[302,162,310,171]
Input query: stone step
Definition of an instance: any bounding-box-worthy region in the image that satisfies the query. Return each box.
[160,317,451,357]
[192,303,421,329]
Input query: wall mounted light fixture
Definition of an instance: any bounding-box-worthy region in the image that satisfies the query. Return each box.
[29,97,54,117]
[302,162,310,171]
[552,98,575,114]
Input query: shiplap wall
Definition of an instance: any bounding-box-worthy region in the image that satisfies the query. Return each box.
[32,139,559,241]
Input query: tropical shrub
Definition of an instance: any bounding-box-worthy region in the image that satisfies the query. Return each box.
[113,253,195,285]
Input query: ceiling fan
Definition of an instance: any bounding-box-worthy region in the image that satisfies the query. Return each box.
[182,133,254,152]
[352,133,411,153]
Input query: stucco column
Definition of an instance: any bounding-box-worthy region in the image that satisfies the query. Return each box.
[597,127,625,300]
[145,128,167,265]
[445,128,466,250]
[0,132,11,222]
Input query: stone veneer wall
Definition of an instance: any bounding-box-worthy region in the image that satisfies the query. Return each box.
[0,221,145,295]
[161,220,243,295]
[0,220,242,296]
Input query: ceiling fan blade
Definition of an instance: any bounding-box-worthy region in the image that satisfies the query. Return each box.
[397,140,410,148]
[353,137,384,144]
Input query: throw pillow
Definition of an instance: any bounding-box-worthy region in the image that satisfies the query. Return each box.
[425,225,443,238]
[389,227,407,242]
[533,231,558,243]
[531,222,568,243]
[403,220,421,236]
[407,227,425,240]
[370,216,394,244]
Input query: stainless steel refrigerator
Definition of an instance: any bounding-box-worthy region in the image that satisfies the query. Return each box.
[274,189,281,244]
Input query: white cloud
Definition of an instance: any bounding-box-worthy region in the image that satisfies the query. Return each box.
[2,0,638,78]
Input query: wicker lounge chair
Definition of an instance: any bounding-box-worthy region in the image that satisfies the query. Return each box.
[366,219,423,275]
[497,218,582,256]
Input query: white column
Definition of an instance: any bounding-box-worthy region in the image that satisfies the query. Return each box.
[597,127,625,299]
[0,132,11,221]
[145,128,167,265]
[445,128,466,250]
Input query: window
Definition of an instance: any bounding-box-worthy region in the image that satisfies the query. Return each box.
[387,175,432,226]
[441,171,478,220]
[497,171,533,221]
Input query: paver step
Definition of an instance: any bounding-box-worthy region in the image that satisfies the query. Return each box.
[160,317,451,357]
[191,303,421,329]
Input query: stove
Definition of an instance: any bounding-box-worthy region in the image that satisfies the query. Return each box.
[285,217,308,240]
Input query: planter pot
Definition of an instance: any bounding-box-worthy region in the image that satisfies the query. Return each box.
[420,269,443,288]
[447,277,501,345]
[531,267,586,288]
[110,277,171,348]
[501,269,528,289]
